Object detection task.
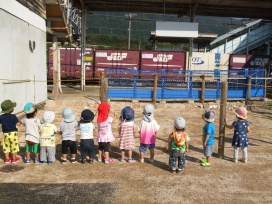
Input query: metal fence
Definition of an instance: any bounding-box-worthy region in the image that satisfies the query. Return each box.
[106,68,265,100]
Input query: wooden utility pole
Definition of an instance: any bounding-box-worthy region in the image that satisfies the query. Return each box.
[153,73,158,105]
[100,72,108,102]
[218,81,227,158]
[201,75,205,106]
[246,75,252,105]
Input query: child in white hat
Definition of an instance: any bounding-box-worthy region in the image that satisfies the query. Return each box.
[138,104,160,163]
[40,111,57,164]
[168,117,190,173]
[223,106,250,163]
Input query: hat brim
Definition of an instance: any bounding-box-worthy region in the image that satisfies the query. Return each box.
[235,112,247,119]
[64,114,76,123]
[202,114,215,122]
[25,107,36,114]
[1,102,16,113]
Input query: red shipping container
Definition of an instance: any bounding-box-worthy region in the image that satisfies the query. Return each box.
[229,54,271,69]
[94,50,140,78]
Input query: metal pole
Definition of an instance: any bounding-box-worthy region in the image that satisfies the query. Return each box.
[153,74,158,105]
[218,81,227,158]
[128,17,131,50]
[201,75,205,105]
[52,39,59,94]
[81,6,86,90]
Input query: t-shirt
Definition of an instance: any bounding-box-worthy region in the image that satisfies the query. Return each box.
[97,117,115,142]
[23,118,41,143]
[138,119,160,144]
[0,114,20,133]
[79,122,95,140]
[40,123,58,147]
[168,131,190,152]
[58,120,78,141]
[203,122,215,145]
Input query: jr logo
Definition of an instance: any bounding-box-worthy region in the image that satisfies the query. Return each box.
[107,53,127,60]
[153,54,173,62]
[191,57,204,65]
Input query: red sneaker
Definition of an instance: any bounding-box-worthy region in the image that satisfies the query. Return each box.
[12,157,20,164]
[4,158,12,164]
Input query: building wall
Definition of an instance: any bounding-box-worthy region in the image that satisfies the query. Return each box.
[0,0,46,113]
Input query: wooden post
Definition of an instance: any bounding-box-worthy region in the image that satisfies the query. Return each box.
[201,75,205,106]
[100,72,108,102]
[153,73,158,105]
[246,75,252,105]
[264,70,267,99]
[218,81,227,159]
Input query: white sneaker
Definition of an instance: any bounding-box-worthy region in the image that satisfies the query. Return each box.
[139,159,144,163]
[243,158,248,163]
[149,159,154,163]
[233,158,238,163]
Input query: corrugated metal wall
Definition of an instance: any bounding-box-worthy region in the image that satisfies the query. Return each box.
[0,2,46,114]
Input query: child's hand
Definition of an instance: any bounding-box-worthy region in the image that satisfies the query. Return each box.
[222,119,226,126]
[203,142,206,147]
[186,149,189,153]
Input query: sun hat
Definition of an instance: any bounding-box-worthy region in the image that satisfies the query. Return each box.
[235,106,247,119]
[1,99,16,114]
[121,106,135,122]
[143,104,154,122]
[174,117,186,129]
[24,103,36,114]
[62,107,75,123]
[81,109,94,122]
[97,102,110,123]
[202,110,215,122]
[42,111,55,124]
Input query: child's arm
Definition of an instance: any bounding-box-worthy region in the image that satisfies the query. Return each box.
[186,142,189,152]
[16,121,22,126]
[247,126,250,133]
[223,120,234,129]
[203,134,210,147]
[112,112,117,122]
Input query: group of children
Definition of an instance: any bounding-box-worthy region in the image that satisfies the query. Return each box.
[0,99,250,173]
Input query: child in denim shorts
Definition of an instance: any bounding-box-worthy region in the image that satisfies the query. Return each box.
[201,110,216,167]
[138,104,160,163]
[0,99,22,164]
[168,117,190,173]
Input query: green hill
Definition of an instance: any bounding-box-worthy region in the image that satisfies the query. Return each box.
[86,11,243,50]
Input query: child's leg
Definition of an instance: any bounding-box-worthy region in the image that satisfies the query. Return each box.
[128,150,133,159]
[149,148,154,160]
[4,152,10,159]
[121,150,125,159]
[80,139,87,160]
[104,142,110,160]
[233,147,239,162]
[26,152,31,159]
[47,146,56,162]
[140,151,145,160]
[169,151,177,172]
[61,140,68,160]
[40,146,47,161]
[70,141,77,162]
[242,147,248,163]
[89,139,95,161]
[178,153,186,170]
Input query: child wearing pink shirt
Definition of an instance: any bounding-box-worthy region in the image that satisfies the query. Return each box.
[138,104,160,163]
[97,102,117,164]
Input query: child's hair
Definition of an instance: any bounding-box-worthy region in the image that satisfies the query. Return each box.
[26,108,37,119]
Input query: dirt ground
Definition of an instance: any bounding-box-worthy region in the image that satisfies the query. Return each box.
[0,97,272,204]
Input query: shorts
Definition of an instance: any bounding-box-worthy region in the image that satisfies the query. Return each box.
[2,131,20,153]
[62,140,77,154]
[139,143,155,153]
[204,145,214,157]
[25,142,40,153]
[98,142,110,152]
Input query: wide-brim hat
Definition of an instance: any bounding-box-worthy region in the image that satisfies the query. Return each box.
[81,109,94,122]
[24,103,36,114]
[235,106,247,119]
[62,107,75,123]
[202,110,215,122]
[1,100,16,114]
[121,106,135,122]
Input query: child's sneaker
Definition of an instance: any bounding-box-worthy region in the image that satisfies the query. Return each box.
[170,167,176,173]
[233,158,238,163]
[48,161,53,165]
[4,158,12,164]
[71,158,77,163]
[61,157,67,164]
[81,159,87,164]
[242,158,248,163]
[12,157,20,164]
[201,158,207,163]
[201,162,211,167]
[139,158,144,163]
[25,158,31,164]
[120,158,126,162]
[34,158,40,164]
[128,158,136,163]
[149,159,154,163]
[104,158,114,164]
[42,161,47,164]
[176,168,184,173]
[88,159,94,164]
